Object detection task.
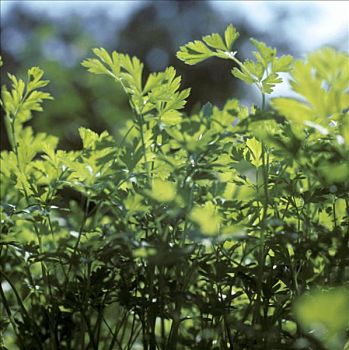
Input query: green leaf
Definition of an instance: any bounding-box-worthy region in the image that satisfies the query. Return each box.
[261,73,282,94]
[124,193,147,213]
[164,88,191,112]
[308,47,349,87]
[271,97,313,124]
[272,55,293,72]
[81,58,110,75]
[2,67,52,123]
[222,182,254,202]
[27,67,49,92]
[250,38,276,69]
[203,33,226,51]
[119,54,144,94]
[79,127,99,149]
[319,162,349,183]
[143,71,165,94]
[160,110,183,126]
[82,48,144,107]
[231,66,255,85]
[92,47,114,67]
[177,24,240,65]
[272,49,348,132]
[244,137,263,168]
[224,24,239,51]
[149,179,177,203]
[293,288,349,350]
[230,38,292,94]
[190,202,222,236]
[82,48,120,77]
[290,61,327,117]
[177,40,213,65]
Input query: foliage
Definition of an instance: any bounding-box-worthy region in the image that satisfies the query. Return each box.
[1,2,267,152]
[1,24,349,350]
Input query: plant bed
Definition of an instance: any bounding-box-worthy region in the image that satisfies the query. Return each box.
[1,25,349,350]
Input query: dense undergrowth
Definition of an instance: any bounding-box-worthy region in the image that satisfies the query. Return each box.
[1,24,349,350]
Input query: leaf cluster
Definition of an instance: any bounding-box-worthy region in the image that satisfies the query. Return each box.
[1,27,349,350]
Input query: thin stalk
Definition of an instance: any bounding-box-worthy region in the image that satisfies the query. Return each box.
[128,324,142,350]
[81,308,98,350]
[127,311,138,350]
[115,74,151,184]
[226,54,264,94]
[253,91,270,348]
[5,75,33,169]
[119,124,135,147]
[0,270,43,349]
[0,282,24,347]
[337,198,349,283]
[64,197,90,286]
[7,102,58,349]
[167,301,182,350]
[223,313,234,350]
[138,114,151,182]
[93,306,105,348]
[166,260,190,350]
[9,118,20,168]
[106,310,127,350]
[47,214,68,280]
[261,93,266,111]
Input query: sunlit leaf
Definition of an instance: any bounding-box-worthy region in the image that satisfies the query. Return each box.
[294,288,349,350]
[190,202,222,235]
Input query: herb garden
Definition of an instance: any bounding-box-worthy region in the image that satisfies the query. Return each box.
[1,24,349,350]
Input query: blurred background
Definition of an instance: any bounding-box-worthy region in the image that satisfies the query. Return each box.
[1,1,348,151]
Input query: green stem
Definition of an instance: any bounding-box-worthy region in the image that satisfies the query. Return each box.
[64,197,90,286]
[119,123,135,147]
[7,105,59,349]
[9,118,20,168]
[0,282,24,347]
[0,270,43,350]
[337,198,349,283]
[227,55,263,93]
[254,92,270,342]
[107,310,128,350]
[261,93,266,111]
[138,114,151,182]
